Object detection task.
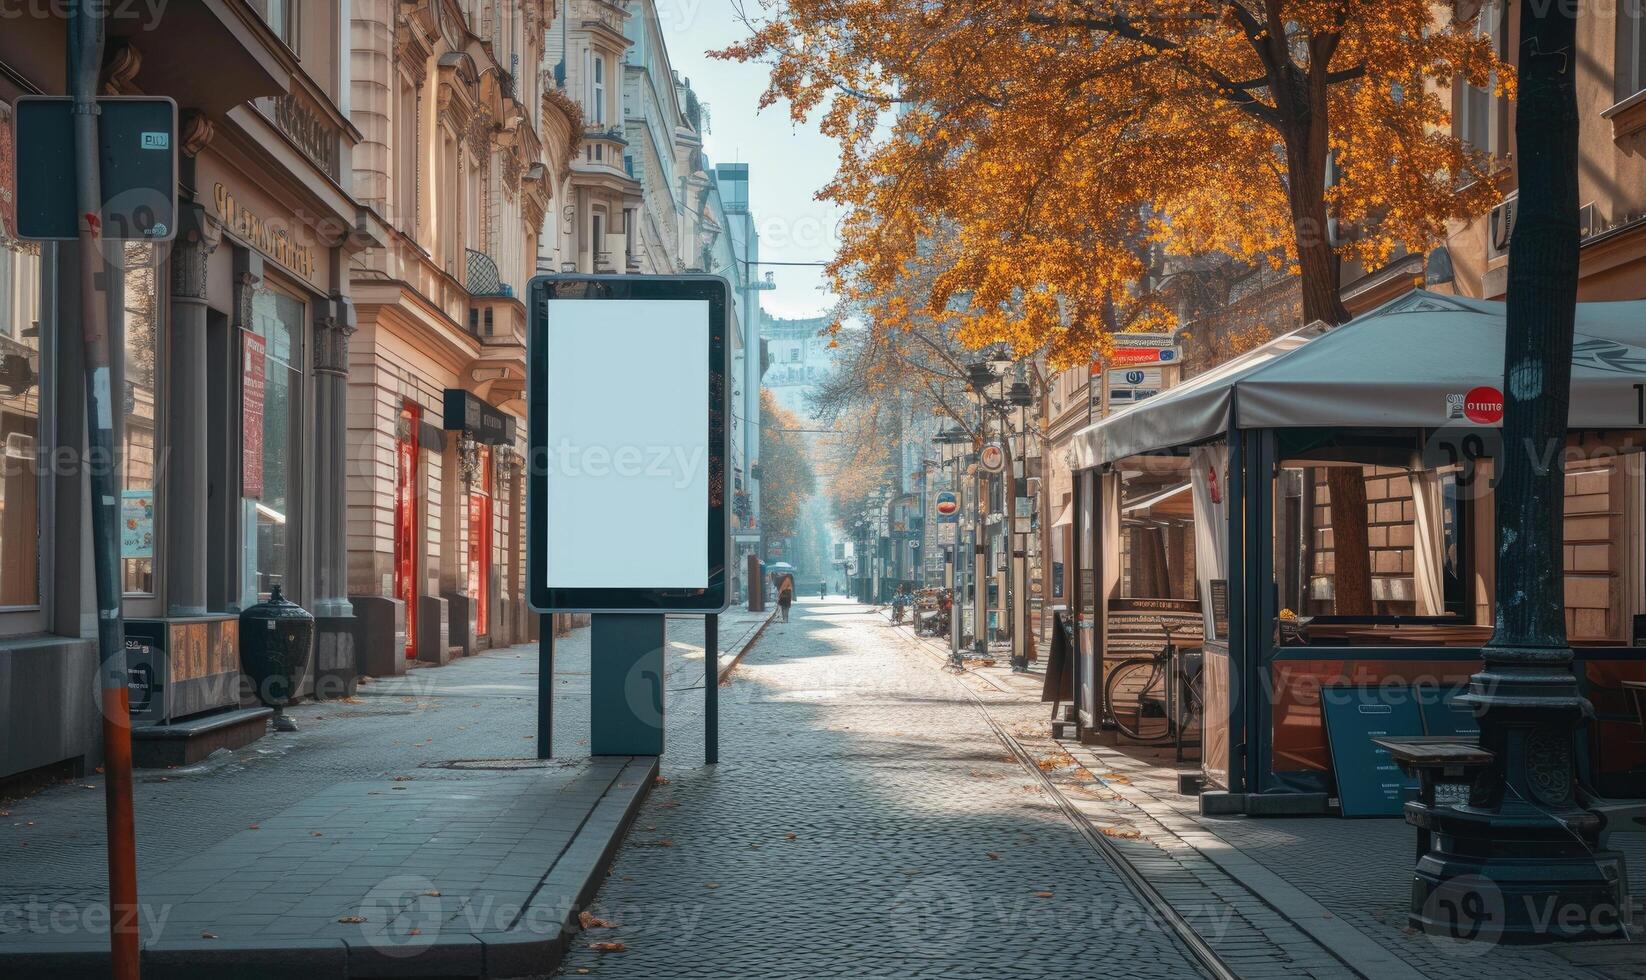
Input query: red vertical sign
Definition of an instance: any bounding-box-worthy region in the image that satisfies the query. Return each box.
[0,106,16,240]
[243,331,266,499]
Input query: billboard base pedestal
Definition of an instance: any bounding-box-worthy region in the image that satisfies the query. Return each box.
[590,614,666,756]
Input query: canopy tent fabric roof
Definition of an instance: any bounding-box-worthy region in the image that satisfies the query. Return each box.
[1072,290,1646,467]
[1071,321,1328,468]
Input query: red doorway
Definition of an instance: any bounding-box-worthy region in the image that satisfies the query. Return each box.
[468,445,492,639]
[394,401,420,659]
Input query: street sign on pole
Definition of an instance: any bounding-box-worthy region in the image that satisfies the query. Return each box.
[13,96,177,241]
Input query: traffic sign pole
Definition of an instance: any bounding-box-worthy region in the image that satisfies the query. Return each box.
[68,4,139,978]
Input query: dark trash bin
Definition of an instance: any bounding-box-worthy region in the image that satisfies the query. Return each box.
[239,585,315,732]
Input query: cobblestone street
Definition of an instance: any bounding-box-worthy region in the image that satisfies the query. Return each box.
[557,599,1207,978]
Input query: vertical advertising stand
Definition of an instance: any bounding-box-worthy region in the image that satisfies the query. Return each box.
[528,276,732,759]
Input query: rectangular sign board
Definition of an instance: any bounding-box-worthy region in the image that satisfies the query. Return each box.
[13,96,178,242]
[528,275,731,613]
[1322,685,1425,817]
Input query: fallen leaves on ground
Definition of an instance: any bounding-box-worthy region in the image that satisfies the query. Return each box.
[1036,752,1075,772]
[578,911,618,929]
[588,941,627,952]
[784,832,797,840]
[337,916,366,924]
[656,839,674,847]
[1032,891,1054,898]
[1100,827,1142,840]
[1099,772,1132,785]
[247,824,260,830]
[200,932,217,939]
[422,890,441,897]
[653,775,671,786]
[392,775,414,782]
[704,882,719,889]
[658,800,680,808]
[985,852,999,860]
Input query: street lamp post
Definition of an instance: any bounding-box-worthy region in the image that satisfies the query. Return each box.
[966,349,1038,671]
[935,426,970,668]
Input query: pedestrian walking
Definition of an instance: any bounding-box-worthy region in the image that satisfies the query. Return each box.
[819,581,827,600]
[778,575,794,622]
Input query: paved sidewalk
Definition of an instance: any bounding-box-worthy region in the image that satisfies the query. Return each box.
[556,599,1208,978]
[0,608,771,978]
[884,610,1646,979]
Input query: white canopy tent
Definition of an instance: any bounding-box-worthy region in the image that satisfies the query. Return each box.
[1073,290,1646,467]
[1062,289,1646,805]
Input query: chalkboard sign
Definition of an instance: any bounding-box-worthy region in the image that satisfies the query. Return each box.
[1207,579,1229,640]
[1322,685,1425,817]
[1417,685,1479,738]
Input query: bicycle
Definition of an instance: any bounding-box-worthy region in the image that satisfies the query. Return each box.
[1104,619,1204,747]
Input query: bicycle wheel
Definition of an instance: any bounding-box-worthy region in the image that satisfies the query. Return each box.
[1106,658,1172,743]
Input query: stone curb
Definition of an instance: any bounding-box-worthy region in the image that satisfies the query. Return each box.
[715,609,776,684]
[0,757,660,980]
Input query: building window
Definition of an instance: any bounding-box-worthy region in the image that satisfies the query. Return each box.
[0,240,45,609]
[397,75,420,235]
[243,287,303,604]
[1621,0,1646,102]
[592,54,606,126]
[121,242,161,595]
[254,0,298,49]
[1458,0,1508,159]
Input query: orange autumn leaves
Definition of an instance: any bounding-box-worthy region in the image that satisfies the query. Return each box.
[719,0,1509,365]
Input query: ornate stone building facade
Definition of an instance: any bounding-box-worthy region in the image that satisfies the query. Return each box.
[1,0,384,783]
[345,0,574,672]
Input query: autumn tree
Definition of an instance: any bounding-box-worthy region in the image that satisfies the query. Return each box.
[721,0,1507,356]
[759,389,818,545]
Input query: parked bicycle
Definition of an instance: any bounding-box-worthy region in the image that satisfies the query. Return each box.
[1104,619,1204,745]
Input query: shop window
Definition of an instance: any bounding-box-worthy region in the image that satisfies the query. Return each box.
[243,287,303,605]
[1621,0,1646,102]
[121,242,160,596]
[0,239,44,609]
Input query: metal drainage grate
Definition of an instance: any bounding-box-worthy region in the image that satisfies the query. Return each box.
[421,758,572,771]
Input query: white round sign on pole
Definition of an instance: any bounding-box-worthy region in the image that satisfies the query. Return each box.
[979,442,1007,474]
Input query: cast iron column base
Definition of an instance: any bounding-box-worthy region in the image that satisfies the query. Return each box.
[1410,654,1625,944]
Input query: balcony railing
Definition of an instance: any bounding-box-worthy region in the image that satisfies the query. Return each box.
[465,248,511,297]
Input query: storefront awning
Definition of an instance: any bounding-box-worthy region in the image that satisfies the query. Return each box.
[1071,290,1646,468]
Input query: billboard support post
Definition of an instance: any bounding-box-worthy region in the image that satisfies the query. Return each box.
[537,618,553,759]
[590,614,666,756]
[705,614,719,764]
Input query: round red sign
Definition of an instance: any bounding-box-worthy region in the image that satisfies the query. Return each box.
[1463,386,1504,425]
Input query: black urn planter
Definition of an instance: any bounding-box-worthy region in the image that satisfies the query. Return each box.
[240,585,315,732]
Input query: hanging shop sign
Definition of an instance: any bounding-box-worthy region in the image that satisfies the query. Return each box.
[242,331,266,499]
[528,275,731,614]
[443,389,517,445]
[935,490,959,521]
[259,90,341,183]
[978,442,1007,474]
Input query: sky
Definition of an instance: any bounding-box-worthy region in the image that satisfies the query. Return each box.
[658,0,846,321]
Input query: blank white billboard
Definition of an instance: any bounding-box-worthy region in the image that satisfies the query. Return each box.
[542,299,709,589]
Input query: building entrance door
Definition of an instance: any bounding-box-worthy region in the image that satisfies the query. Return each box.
[394,401,420,658]
[469,445,492,639]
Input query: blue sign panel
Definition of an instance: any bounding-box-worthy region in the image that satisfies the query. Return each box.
[1323,685,1425,817]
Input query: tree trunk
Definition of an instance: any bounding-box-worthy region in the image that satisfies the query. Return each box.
[1490,2,1580,653]
[1278,97,1350,328]
[1326,467,1373,614]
